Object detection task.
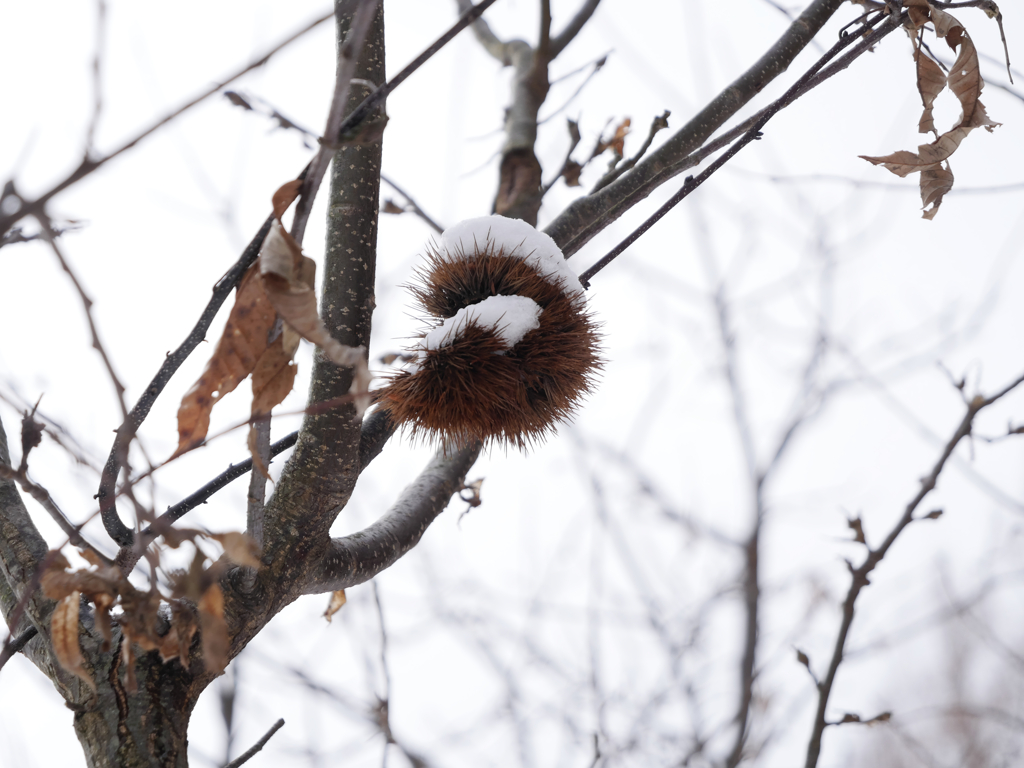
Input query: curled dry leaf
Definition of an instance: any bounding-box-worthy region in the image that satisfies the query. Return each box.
[860,1,1000,218]
[51,591,95,692]
[915,44,946,136]
[258,219,371,415]
[272,179,303,222]
[323,589,347,622]
[198,583,230,674]
[174,263,276,456]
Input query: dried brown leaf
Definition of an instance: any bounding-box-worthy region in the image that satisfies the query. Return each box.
[211,531,261,568]
[198,583,229,674]
[861,4,999,219]
[915,45,946,135]
[608,118,630,156]
[94,592,114,652]
[174,263,276,456]
[51,591,95,691]
[905,0,931,30]
[323,590,347,622]
[382,199,405,215]
[921,162,954,219]
[251,332,299,418]
[272,179,303,222]
[258,219,371,415]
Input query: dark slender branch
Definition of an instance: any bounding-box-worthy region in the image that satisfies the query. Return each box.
[36,211,128,423]
[85,0,107,153]
[0,626,38,673]
[545,0,858,257]
[590,109,670,193]
[291,0,381,245]
[113,409,394,573]
[0,463,110,564]
[336,0,502,148]
[550,0,602,57]
[223,718,285,768]
[0,12,334,238]
[381,175,445,234]
[97,215,275,547]
[804,371,1024,768]
[577,10,894,286]
[304,441,480,594]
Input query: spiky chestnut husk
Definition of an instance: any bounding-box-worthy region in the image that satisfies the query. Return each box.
[375,220,602,450]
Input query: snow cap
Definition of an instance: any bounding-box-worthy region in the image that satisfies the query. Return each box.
[421,295,542,351]
[440,215,584,296]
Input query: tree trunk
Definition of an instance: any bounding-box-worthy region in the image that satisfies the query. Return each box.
[70,634,195,768]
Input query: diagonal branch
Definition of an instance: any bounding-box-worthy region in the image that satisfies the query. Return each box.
[545,0,856,257]
[804,370,1024,768]
[290,0,381,246]
[303,442,481,594]
[550,0,601,57]
[0,12,334,239]
[97,215,275,547]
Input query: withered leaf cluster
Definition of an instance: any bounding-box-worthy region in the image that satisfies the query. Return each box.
[175,180,372,465]
[861,0,1001,219]
[42,529,260,691]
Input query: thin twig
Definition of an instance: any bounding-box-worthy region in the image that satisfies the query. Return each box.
[97,215,275,547]
[577,11,894,286]
[223,718,285,768]
[85,0,107,153]
[0,626,38,672]
[334,0,502,142]
[381,175,445,234]
[803,371,1024,768]
[590,110,671,193]
[0,12,334,237]
[35,211,128,422]
[291,0,382,246]
[0,462,111,563]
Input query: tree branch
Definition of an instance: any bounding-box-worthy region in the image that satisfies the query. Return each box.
[545,0,853,257]
[97,215,275,547]
[0,12,334,238]
[550,0,601,57]
[223,718,285,768]
[290,0,382,246]
[0,413,58,674]
[304,442,481,594]
[804,371,1024,768]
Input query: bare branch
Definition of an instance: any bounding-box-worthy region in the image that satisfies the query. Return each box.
[305,442,481,594]
[550,0,602,57]
[0,413,55,666]
[804,371,1024,768]
[36,211,128,424]
[97,215,275,547]
[545,0,861,257]
[223,718,285,768]
[381,175,445,234]
[0,12,334,238]
[577,9,894,286]
[290,0,381,246]
[85,0,107,153]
